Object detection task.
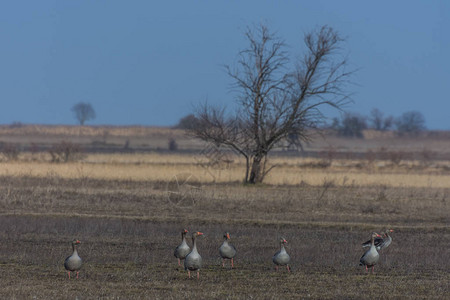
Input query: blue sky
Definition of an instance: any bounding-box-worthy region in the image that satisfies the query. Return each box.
[1,1,449,129]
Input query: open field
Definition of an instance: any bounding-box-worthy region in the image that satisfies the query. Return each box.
[0,172,449,298]
[0,126,449,298]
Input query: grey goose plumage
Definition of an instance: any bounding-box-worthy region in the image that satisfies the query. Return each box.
[64,239,82,279]
[174,229,190,266]
[273,237,291,272]
[184,231,203,279]
[359,232,381,273]
[219,232,236,268]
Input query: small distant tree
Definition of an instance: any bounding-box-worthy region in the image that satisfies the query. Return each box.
[175,114,200,130]
[369,108,393,131]
[71,102,96,125]
[395,111,426,135]
[333,112,367,138]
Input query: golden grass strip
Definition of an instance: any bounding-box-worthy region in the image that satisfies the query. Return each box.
[1,160,450,188]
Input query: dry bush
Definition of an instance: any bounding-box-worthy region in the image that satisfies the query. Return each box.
[365,149,377,167]
[420,148,434,167]
[0,142,20,161]
[48,141,85,163]
[388,150,405,166]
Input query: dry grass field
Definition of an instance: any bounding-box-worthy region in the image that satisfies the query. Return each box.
[0,126,449,299]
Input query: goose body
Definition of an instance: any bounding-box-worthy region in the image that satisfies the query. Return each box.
[184,231,203,279]
[174,229,190,266]
[273,238,291,272]
[219,232,236,268]
[359,233,381,273]
[378,229,393,250]
[64,239,82,279]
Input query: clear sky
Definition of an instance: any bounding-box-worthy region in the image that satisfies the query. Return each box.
[1,1,449,129]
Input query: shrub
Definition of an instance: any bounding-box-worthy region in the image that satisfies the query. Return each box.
[1,143,20,161]
[48,141,84,162]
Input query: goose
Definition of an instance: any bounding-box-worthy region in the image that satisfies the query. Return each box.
[174,229,190,266]
[359,232,381,273]
[378,229,394,250]
[64,239,82,279]
[273,237,291,272]
[219,232,236,268]
[184,231,203,279]
[362,229,393,251]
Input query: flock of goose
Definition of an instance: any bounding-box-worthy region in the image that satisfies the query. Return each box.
[64,229,394,279]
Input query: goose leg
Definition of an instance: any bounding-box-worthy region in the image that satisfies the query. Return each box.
[231,258,234,268]
[76,271,79,279]
[371,266,375,274]
[188,271,191,278]
[197,271,200,280]
[67,271,71,279]
[286,265,291,272]
[222,259,225,267]
[178,258,181,266]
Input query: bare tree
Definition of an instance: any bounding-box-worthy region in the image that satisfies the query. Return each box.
[334,112,367,138]
[369,108,393,131]
[71,102,96,125]
[395,111,426,135]
[191,24,353,184]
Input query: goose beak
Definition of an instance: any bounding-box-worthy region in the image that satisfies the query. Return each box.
[184,229,188,233]
[76,240,81,244]
[197,232,204,236]
[389,229,394,232]
[226,233,231,239]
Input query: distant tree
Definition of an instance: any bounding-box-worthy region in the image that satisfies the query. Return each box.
[175,114,200,130]
[369,108,394,131]
[395,111,426,134]
[333,112,367,138]
[71,102,96,125]
[191,24,354,184]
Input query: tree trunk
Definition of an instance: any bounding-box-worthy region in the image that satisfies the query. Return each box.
[244,156,250,183]
[248,154,265,184]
